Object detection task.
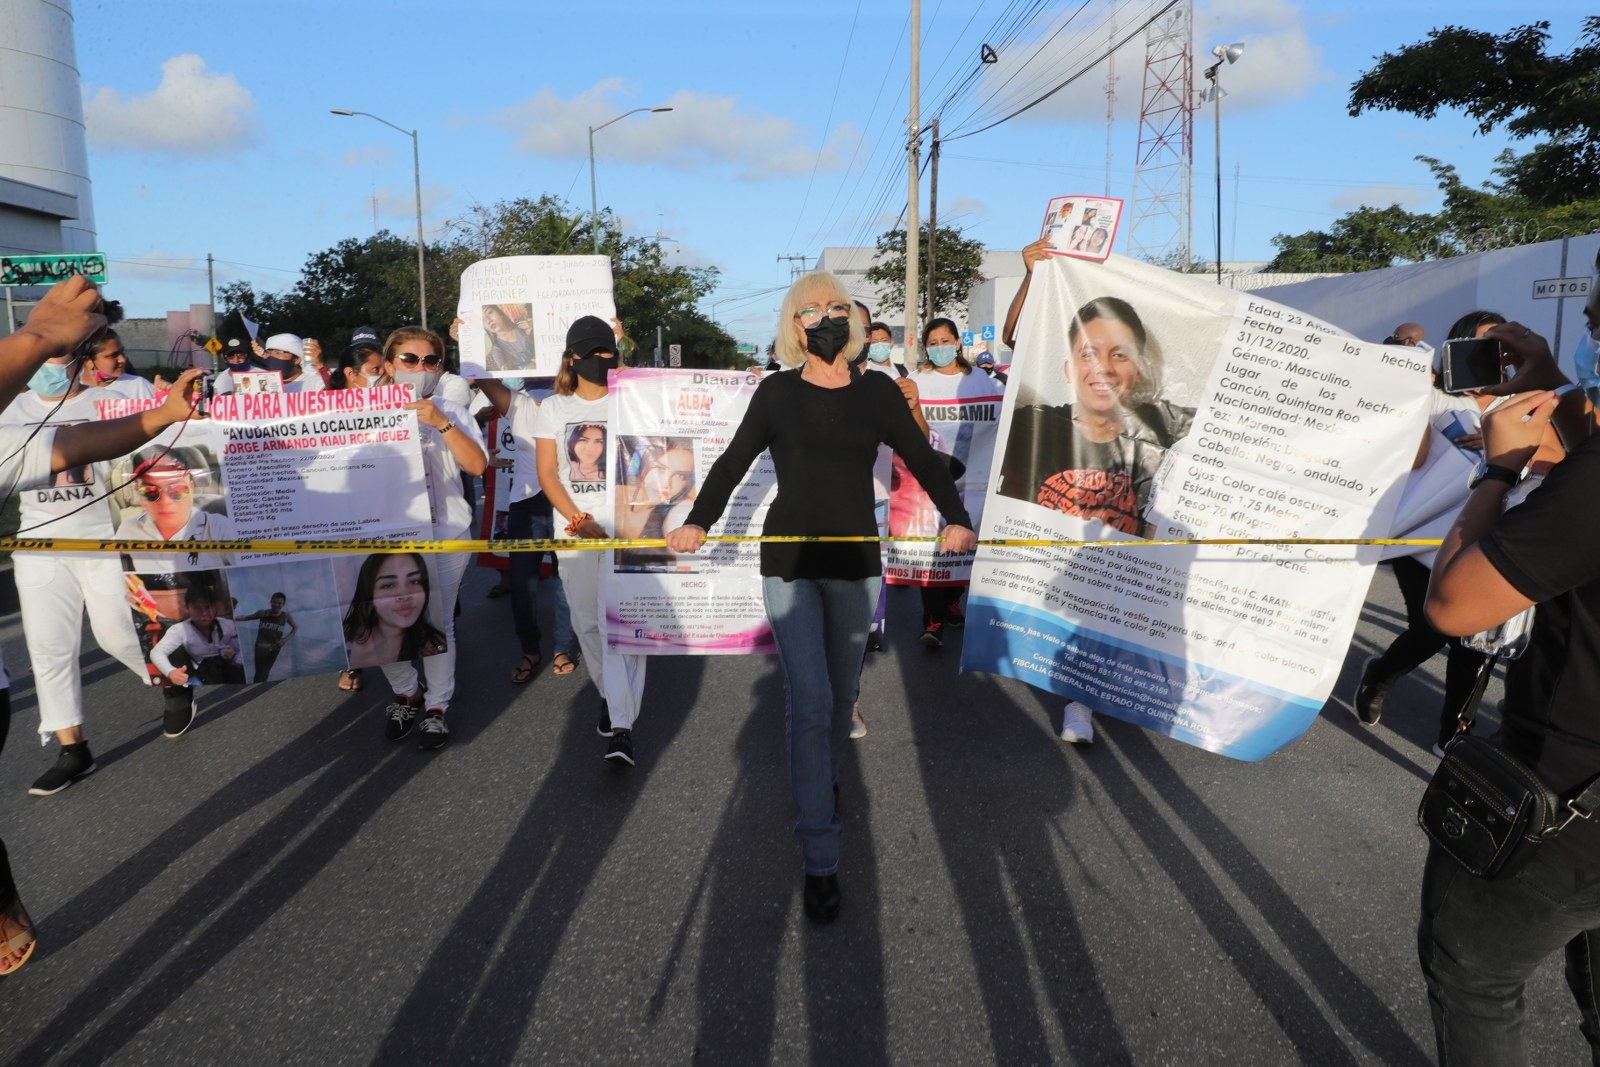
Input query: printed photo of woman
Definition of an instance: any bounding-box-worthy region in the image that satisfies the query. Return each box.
[341,552,448,670]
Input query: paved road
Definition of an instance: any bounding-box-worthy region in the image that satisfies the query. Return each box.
[0,563,1587,1065]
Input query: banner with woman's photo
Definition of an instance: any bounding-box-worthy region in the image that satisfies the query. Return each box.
[456,255,617,379]
[98,387,440,686]
[960,254,1433,760]
[605,368,777,654]
[884,369,1004,587]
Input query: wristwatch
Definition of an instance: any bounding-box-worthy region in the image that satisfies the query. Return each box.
[1468,460,1521,490]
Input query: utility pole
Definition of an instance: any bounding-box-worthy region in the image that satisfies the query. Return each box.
[904,0,921,350]
[206,253,215,325]
[776,254,810,280]
[924,118,939,323]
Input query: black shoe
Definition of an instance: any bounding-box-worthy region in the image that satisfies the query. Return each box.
[597,699,613,738]
[417,710,449,751]
[385,695,419,741]
[945,601,965,628]
[920,621,943,648]
[604,729,634,766]
[1354,654,1389,726]
[29,743,95,796]
[803,873,841,922]
[163,686,197,739]
[866,628,884,653]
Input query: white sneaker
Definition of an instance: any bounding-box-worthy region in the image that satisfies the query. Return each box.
[1060,701,1095,745]
[849,702,867,740]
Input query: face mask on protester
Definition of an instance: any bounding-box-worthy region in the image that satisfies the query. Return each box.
[28,361,74,397]
[262,354,299,377]
[804,316,851,363]
[927,344,960,368]
[573,352,617,386]
[393,369,441,398]
[866,342,892,364]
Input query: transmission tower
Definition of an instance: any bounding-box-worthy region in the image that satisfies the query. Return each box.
[1126,1,1194,267]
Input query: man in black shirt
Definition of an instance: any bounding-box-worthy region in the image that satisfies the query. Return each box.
[1422,297,1600,1064]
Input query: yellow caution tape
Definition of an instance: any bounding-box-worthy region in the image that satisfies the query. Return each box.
[0,535,1445,555]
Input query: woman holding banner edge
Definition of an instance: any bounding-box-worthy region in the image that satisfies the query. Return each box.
[667,272,975,922]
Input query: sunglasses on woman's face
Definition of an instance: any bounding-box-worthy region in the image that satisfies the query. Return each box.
[136,481,193,502]
[392,353,443,368]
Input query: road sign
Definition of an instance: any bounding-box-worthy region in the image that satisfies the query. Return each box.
[960,330,974,346]
[1532,276,1590,300]
[669,343,682,368]
[204,337,223,356]
[1,253,108,287]
[980,324,996,341]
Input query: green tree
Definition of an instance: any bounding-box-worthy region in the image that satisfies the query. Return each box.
[1348,18,1600,205]
[1266,204,1449,273]
[864,224,987,320]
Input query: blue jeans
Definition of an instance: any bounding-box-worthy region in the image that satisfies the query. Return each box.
[1419,842,1600,1065]
[509,495,574,657]
[761,575,881,876]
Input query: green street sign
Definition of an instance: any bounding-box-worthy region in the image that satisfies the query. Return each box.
[1,253,108,287]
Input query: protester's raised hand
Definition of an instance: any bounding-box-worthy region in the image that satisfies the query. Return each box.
[1021,238,1052,273]
[17,276,105,354]
[666,524,707,554]
[157,370,205,425]
[448,317,463,341]
[1477,322,1566,396]
[937,524,977,555]
[304,338,323,366]
[1481,390,1559,472]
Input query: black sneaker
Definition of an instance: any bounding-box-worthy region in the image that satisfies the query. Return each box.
[866,628,884,653]
[385,695,419,741]
[1353,654,1389,726]
[29,743,95,796]
[597,699,613,738]
[604,729,634,766]
[163,686,196,739]
[417,710,449,751]
[945,601,965,628]
[803,873,841,922]
[920,621,943,648]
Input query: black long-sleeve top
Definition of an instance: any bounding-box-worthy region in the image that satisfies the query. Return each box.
[685,365,975,580]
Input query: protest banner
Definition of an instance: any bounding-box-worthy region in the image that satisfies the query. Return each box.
[106,387,437,684]
[456,256,616,378]
[962,254,1432,760]
[605,368,777,654]
[884,368,1003,587]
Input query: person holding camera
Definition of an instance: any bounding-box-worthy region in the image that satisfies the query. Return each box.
[1418,289,1600,1063]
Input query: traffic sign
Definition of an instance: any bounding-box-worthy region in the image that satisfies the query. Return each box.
[1,253,108,287]
[669,343,682,368]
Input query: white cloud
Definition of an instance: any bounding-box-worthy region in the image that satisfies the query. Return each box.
[341,143,394,168]
[939,195,990,224]
[1329,183,1434,213]
[963,0,1321,128]
[372,184,453,221]
[495,80,860,181]
[84,54,258,155]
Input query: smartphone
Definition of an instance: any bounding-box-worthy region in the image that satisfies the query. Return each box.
[1441,337,1505,394]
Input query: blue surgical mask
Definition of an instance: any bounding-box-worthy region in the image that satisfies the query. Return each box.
[28,361,74,397]
[1574,333,1600,382]
[927,344,960,368]
[867,342,891,364]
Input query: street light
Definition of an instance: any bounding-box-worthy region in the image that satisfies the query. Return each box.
[588,106,673,254]
[1200,43,1243,285]
[331,108,428,328]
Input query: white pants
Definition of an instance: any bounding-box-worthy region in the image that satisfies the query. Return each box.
[15,554,149,742]
[380,550,469,712]
[558,548,647,731]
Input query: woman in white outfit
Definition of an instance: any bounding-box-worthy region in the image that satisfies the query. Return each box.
[374,326,488,752]
[533,316,648,767]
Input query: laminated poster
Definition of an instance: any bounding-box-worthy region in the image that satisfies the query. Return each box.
[456,255,617,379]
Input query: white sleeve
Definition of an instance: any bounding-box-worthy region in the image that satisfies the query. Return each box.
[0,425,58,494]
[150,622,189,676]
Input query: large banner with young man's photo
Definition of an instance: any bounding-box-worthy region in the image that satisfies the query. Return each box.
[99,387,439,687]
[960,255,1433,760]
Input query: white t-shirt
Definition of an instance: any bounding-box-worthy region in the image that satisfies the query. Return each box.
[532,391,609,535]
[100,375,156,400]
[438,371,471,408]
[416,394,487,539]
[505,391,543,503]
[0,389,118,550]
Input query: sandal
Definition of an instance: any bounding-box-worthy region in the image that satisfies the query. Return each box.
[511,653,541,684]
[0,897,36,976]
[337,670,363,692]
[551,652,578,676]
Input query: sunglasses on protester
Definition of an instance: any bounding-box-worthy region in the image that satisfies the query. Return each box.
[135,481,194,502]
[392,353,443,368]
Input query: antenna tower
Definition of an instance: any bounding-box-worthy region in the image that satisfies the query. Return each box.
[1126,1,1194,266]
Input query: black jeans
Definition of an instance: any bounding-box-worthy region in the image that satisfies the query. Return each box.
[1419,841,1600,1064]
[0,689,14,911]
[1371,556,1491,744]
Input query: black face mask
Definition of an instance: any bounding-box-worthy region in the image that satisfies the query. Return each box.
[804,316,851,363]
[573,352,616,385]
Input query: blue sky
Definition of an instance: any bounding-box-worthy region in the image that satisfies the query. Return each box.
[72,1,1587,346]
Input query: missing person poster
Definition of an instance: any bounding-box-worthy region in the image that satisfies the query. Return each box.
[962,254,1432,760]
[885,368,1004,587]
[456,255,617,378]
[605,368,777,654]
